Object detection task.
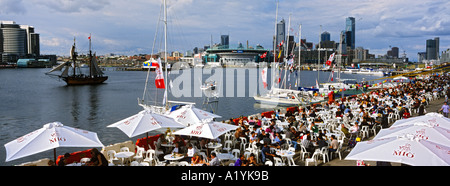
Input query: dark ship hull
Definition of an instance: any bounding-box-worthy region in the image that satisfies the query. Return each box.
[63,75,108,85]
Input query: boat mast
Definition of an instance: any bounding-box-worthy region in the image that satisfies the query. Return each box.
[89,33,93,78]
[273,0,278,64]
[318,25,322,82]
[71,37,77,76]
[164,0,169,109]
[298,24,301,88]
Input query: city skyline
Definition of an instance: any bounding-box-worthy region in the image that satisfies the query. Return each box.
[1,0,449,61]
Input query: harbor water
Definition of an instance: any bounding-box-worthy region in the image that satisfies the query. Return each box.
[0,67,379,165]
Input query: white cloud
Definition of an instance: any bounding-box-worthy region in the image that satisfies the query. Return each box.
[0,0,26,14]
[6,0,449,61]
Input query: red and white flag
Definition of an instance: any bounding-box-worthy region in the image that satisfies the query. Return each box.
[326,52,335,66]
[331,71,334,82]
[261,67,268,88]
[155,58,165,89]
[260,52,267,59]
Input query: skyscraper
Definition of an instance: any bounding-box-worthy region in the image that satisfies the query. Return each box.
[426,38,439,60]
[276,19,285,47]
[321,31,330,42]
[220,35,229,49]
[345,17,355,49]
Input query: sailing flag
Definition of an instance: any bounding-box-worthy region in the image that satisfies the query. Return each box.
[326,52,335,66]
[316,79,319,89]
[260,52,267,59]
[261,67,268,88]
[155,58,165,89]
[278,40,284,47]
[331,71,334,81]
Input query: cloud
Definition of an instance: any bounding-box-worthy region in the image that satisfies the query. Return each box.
[37,0,110,13]
[0,0,26,14]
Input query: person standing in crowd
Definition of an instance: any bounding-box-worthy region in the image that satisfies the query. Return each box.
[439,102,449,118]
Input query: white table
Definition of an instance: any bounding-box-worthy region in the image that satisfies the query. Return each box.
[276,150,295,165]
[115,151,134,166]
[164,154,184,162]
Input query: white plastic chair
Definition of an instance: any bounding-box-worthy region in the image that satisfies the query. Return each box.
[264,160,273,166]
[318,147,329,163]
[139,162,150,166]
[143,149,156,165]
[360,126,370,140]
[330,143,343,160]
[286,156,297,166]
[153,157,166,166]
[178,161,189,166]
[133,146,145,162]
[106,150,119,165]
[300,145,310,161]
[120,147,130,152]
[130,161,139,166]
[273,157,284,166]
[239,137,248,151]
[222,140,233,153]
[305,152,319,166]
[231,149,240,160]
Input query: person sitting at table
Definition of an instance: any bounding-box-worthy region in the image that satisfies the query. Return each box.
[273,132,283,146]
[335,108,343,118]
[308,110,317,118]
[88,148,108,166]
[340,124,350,138]
[300,132,315,154]
[183,143,195,163]
[314,116,324,123]
[234,154,245,166]
[328,135,339,158]
[402,108,411,119]
[259,130,271,145]
[207,152,220,166]
[58,153,71,166]
[349,123,359,138]
[255,117,262,128]
[191,153,200,164]
[247,153,259,166]
[316,136,327,150]
[310,123,319,134]
[360,118,370,127]
[261,142,279,163]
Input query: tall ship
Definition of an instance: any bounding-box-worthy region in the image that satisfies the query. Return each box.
[46,36,108,85]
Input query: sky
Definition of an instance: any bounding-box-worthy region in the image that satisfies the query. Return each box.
[1,0,449,61]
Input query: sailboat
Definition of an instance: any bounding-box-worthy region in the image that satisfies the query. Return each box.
[46,36,108,85]
[253,5,324,106]
[317,33,364,98]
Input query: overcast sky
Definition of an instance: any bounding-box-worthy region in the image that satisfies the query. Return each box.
[1,0,449,61]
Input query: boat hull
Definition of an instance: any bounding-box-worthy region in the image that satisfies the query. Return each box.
[63,76,108,85]
[253,95,324,106]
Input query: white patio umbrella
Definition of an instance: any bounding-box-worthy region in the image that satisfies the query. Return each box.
[107,109,185,138]
[173,120,238,139]
[391,112,450,129]
[168,105,222,126]
[374,122,450,145]
[4,122,104,162]
[345,134,450,166]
